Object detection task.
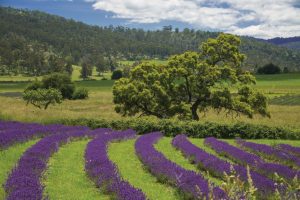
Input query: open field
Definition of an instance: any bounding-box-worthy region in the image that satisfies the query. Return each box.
[1,122,299,200]
[0,73,300,129]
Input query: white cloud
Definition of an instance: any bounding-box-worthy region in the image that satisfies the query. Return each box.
[88,0,300,38]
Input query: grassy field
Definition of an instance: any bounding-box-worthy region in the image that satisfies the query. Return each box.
[0,72,300,128]
[1,137,299,200]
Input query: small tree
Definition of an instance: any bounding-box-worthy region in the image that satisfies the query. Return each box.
[283,67,289,73]
[111,70,123,80]
[113,33,270,120]
[23,88,62,109]
[95,56,109,76]
[257,63,281,74]
[80,56,93,79]
[64,55,73,75]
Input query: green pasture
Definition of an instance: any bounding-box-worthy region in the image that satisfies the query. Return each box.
[0,72,300,128]
[1,137,299,200]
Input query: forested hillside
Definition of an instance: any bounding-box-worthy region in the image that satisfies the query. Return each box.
[266,37,300,50]
[1,6,300,72]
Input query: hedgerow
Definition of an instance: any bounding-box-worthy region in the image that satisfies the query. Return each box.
[50,117,300,140]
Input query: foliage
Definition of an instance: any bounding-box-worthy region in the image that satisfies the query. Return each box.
[111,70,123,80]
[113,34,270,120]
[80,56,93,79]
[23,88,62,109]
[95,55,109,76]
[221,166,257,200]
[1,7,300,72]
[42,73,75,99]
[273,173,300,200]
[25,80,44,91]
[56,117,300,140]
[72,88,89,100]
[257,63,281,74]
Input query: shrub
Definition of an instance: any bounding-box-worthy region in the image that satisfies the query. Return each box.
[53,117,300,140]
[257,63,281,74]
[72,88,89,100]
[25,80,43,91]
[111,70,123,80]
[42,73,75,99]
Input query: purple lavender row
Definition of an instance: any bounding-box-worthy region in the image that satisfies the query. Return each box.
[0,121,89,149]
[277,144,300,157]
[172,134,276,197]
[205,137,299,181]
[85,129,146,200]
[237,139,300,168]
[5,128,92,200]
[135,132,227,200]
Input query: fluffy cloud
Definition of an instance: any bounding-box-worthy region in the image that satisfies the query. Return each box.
[88,0,300,38]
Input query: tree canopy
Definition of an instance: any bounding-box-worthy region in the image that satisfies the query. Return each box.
[113,34,270,120]
[257,63,281,74]
[23,88,62,110]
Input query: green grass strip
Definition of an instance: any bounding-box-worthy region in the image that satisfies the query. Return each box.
[155,137,222,185]
[0,139,39,199]
[43,140,110,200]
[108,139,179,200]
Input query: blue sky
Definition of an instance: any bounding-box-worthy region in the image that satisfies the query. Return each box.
[1,0,300,39]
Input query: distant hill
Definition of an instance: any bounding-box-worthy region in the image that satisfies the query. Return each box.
[1,6,300,72]
[265,37,300,50]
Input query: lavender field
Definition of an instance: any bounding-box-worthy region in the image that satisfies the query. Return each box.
[0,121,299,200]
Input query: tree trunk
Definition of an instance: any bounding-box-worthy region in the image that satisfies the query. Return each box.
[191,99,201,121]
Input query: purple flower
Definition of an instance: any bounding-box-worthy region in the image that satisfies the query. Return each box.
[5,127,94,200]
[172,134,276,197]
[237,139,300,168]
[85,129,146,200]
[205,137,299,181]
[277,144,300,157]
[0,120,89,149]
[135,132,228,200]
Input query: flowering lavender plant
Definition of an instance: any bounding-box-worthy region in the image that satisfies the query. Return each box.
[5,128,91,200]
[277,144,300,157]
[135,132,227,200]
[205,137,299,181]
[85,129,146,200]
[0,120,89,149]
[172,134,276,197]
[236,139,300,168]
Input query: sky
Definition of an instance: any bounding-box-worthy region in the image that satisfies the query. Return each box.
[1,0,300,39]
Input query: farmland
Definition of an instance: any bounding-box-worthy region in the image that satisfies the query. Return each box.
[0,121,299,199]
[0,72,300,129]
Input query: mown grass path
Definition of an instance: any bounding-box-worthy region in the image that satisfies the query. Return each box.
[43,140,110,200]
[155,137,222,185]
[0,139,39,199]
[108,139,180,200]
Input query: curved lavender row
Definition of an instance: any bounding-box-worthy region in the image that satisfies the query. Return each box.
[205,137,299,181]
[85,129,146,200]
[237,139,300,167]
[135,132,227,200]
[277,144,300,157]
[0,121,88,149]
[5,128,93,200]
[172,135,276,197]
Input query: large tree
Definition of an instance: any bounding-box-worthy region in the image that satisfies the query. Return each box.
[113,34,270,120]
